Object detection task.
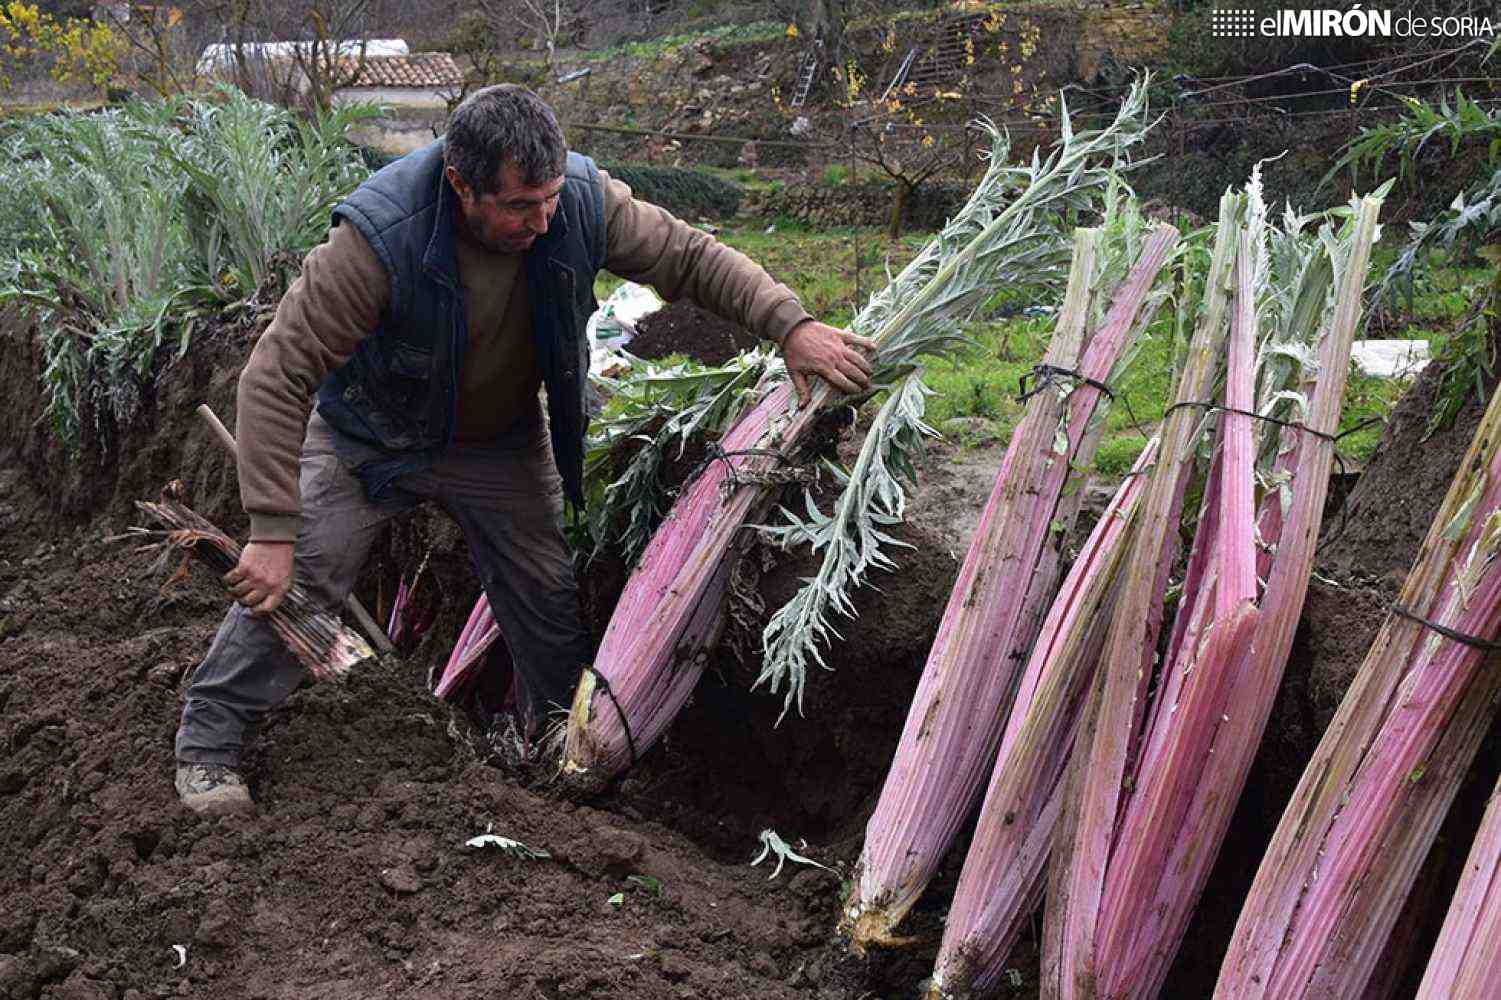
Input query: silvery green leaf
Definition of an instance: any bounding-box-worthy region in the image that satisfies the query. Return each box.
[756,370,935,717]
[1442,481,1485,544]
[751,829,834,880]
[465,834,551,860]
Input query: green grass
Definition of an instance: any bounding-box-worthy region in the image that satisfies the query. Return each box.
[597,221,928,323]
[1095,435,1153,477]
[581,20,783,64]
[917,307,1174,475]
[719,222,929,324]
[1338,368,1396,464]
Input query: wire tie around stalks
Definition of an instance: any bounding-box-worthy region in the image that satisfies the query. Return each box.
[1016,367,1386,550]
[1013,362,1134,470]
[1389,604,1501,653]
[581,665,639,766]
[1018,363,1149,445]
[689,442,812,500]
[1157,403,1384,552]
[1162,400,1342,443]
[1017,363,1117,405]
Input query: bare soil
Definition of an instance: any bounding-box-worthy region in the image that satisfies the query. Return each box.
[0,298,1495,1000]
[629,300,764,366]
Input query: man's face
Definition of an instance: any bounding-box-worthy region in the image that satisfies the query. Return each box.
[447,162,565,254]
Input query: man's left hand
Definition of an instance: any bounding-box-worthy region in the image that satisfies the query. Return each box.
[781,320,877,405]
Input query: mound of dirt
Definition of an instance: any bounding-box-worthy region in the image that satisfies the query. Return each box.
[0,306,249,536]
[0,302,976,1000]
[0,526,876,1000]
[1321,334,1501,586]
[0,452,968,1000]
[628,301,763,366]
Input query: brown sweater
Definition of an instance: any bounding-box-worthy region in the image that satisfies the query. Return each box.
[237,168,811,541]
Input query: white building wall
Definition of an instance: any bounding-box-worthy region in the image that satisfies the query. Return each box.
[334,86,449,111]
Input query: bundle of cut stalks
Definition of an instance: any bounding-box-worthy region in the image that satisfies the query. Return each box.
[1415,773,1501,998]
[127,482,372,681]
[842,219,1180,953]
[434,589,500,699]
[920,438,1154,995]
[555,81,1157,792]
[1216,351,1501,998]
[562,381,803,789]
[1038,184,1384,1000]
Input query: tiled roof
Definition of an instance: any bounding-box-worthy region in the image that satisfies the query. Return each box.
[339,52,463,89]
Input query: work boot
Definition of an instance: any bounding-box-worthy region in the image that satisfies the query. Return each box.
[174,763,254,816]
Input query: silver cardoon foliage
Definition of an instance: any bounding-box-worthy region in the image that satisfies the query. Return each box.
[755,78,1158,715]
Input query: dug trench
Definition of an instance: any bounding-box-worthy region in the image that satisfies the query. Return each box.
[0,297,1494,1000]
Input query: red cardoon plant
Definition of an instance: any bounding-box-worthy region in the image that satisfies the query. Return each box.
[1045,190,1382,1000]
[1217,318,1501,1000]
[843,223,1180,951]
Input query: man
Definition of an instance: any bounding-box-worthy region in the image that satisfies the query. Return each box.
[174,84,875,815]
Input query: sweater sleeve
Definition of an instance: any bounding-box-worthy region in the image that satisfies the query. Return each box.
[599,169,811,344]
[236,221,390,541]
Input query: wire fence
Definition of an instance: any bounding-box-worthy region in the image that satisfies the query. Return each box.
[563,31,1496,227]
[570,34,1495,140]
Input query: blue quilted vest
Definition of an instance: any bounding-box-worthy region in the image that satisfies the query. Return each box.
[316,139,606,508]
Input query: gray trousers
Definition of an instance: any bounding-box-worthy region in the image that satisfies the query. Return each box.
[175,408,591,767]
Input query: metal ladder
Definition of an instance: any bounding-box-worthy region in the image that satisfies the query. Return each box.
[879,47,917,102]
[790,46,820,107]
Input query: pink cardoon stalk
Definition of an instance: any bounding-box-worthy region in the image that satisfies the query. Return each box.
[842,224,1180,951]
[1087,231,1264,996]
[433,591,498,699]
[1051,193,1380,1000]
[927,439,1156,997]
[1415,775,1501,998]
[1035,231,1260,1000]
[387,576,412,644]
[1216,387,1501,998]
[561,378,817,789]
[1041,193,1241,1000]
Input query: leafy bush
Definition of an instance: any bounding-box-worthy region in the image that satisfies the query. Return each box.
[165,88,381,303]
[0,89,375,445]
[0,101,197,440]
[601,162,744,219]
[1331,91,1501,305]
[1330,89,1501,435]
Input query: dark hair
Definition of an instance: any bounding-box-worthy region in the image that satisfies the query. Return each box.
[444,84,567,194]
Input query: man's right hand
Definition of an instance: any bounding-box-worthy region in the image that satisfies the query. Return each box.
[224,541,295,614]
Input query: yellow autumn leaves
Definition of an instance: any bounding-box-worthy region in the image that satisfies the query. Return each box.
[0,1,121,91]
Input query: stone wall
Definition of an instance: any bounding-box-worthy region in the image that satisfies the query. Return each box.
[1075,2,1174,80]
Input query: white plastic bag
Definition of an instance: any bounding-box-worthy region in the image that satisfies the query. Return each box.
[587,281,664,377]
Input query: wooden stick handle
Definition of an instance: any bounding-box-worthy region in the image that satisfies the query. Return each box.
[342,594,395,658]
[194,403,397,658]
[196,404,239,458]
